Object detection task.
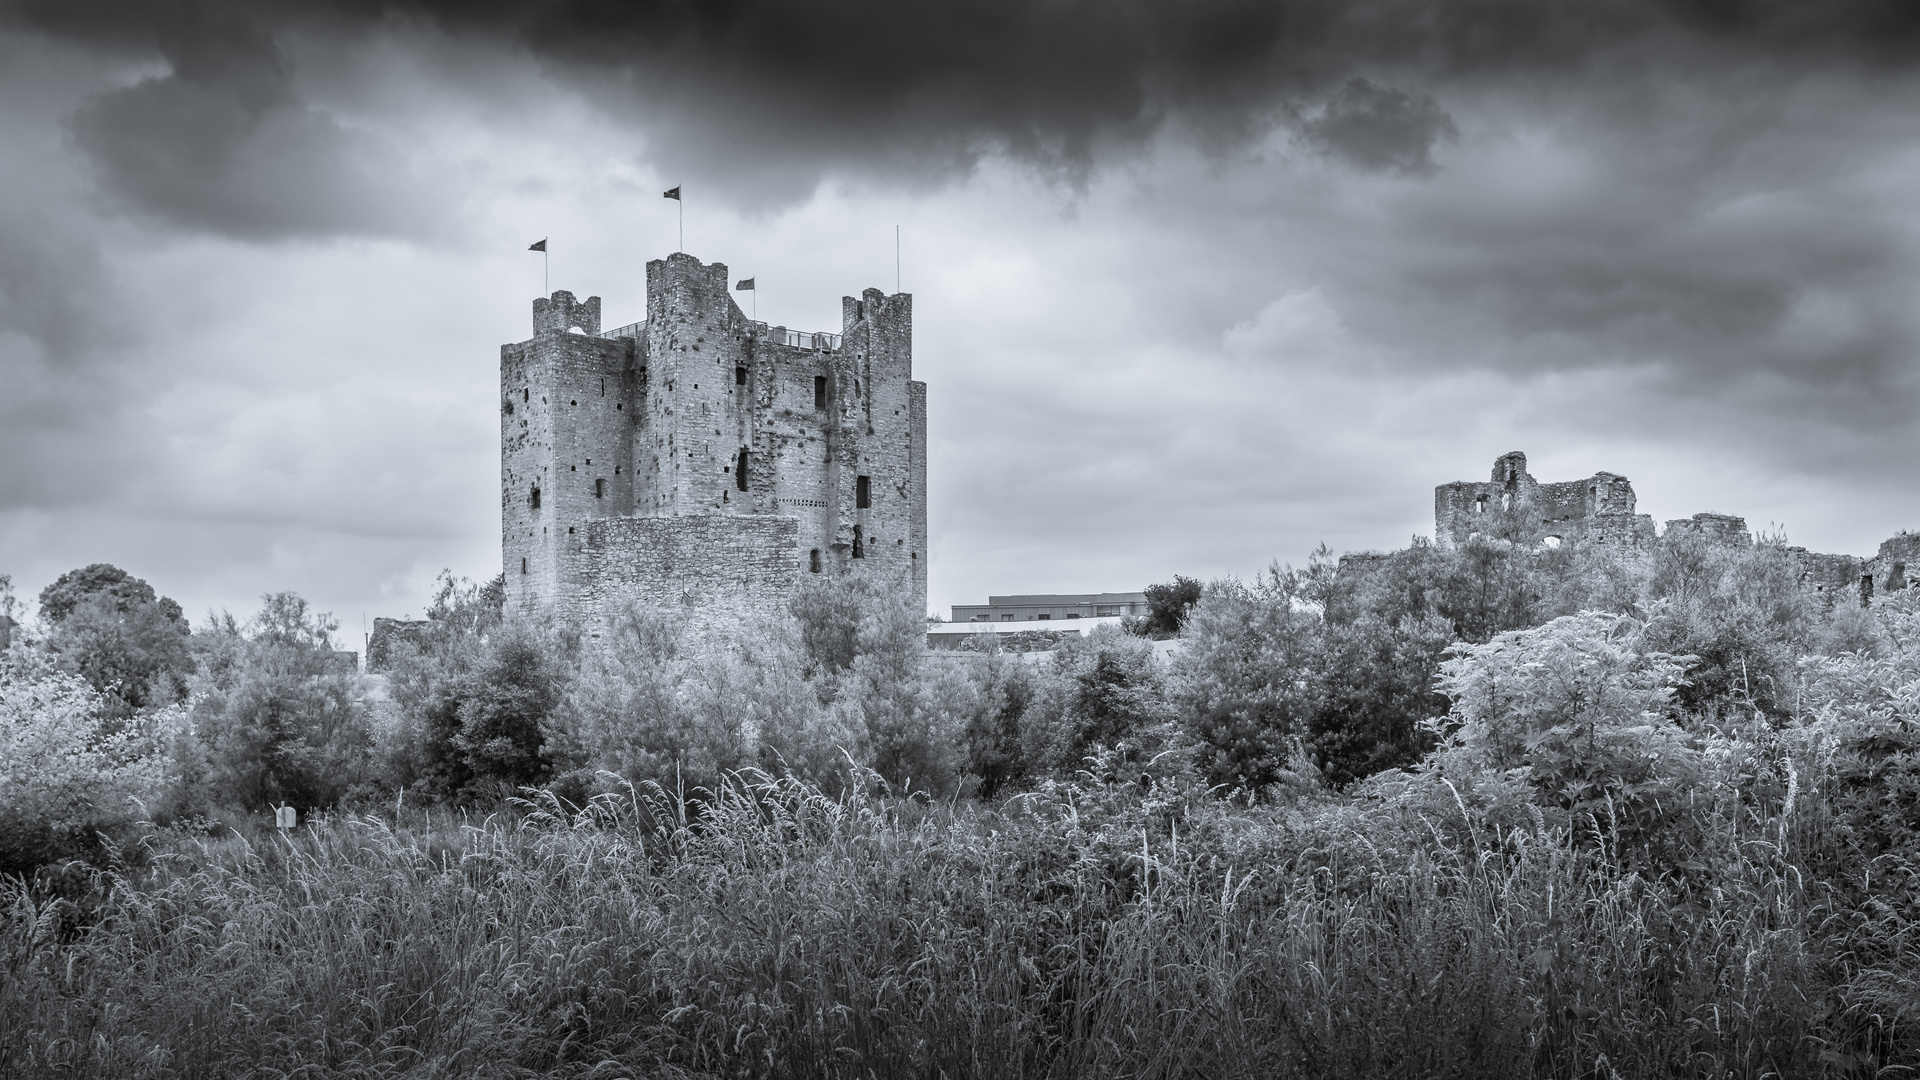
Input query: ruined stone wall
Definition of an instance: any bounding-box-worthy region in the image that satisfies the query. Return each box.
[1786,548,1864,596]
[1432,451,1920,605]
[1434,452,1654,550]
[1866,533,1920,596]
[1663,513,1752,548]
[366,617,431,673]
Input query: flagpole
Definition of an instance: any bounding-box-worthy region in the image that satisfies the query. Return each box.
[679,196,684,253]
[544,245,549,295]
[896,225,900,293]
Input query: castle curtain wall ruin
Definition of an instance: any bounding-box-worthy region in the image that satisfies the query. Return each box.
[1433,451,1656,550]
[1434,450,1920,602]
[502,252,928,629]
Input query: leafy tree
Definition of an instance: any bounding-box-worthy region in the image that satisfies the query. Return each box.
[1138,575,1203,639]
[187,593,371,813]
[958,651,1038,798]
[1310,611,1452,786]
[1025,625,1173,777]
[1172,576,1320,791]
[36,564,191,720]
[38,563,184,626]
[790,569,887,679]
[445,623,561,793]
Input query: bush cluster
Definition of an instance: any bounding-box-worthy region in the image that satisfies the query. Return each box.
[5,531,1920,1075]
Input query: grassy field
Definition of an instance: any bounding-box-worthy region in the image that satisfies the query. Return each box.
[5,766,1899,1080]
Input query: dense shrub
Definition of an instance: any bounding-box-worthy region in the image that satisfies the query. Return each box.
[183,593,373,814]
[0,656,173,875]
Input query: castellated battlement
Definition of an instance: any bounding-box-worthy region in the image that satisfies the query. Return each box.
[503,251,927,633]
[533,290,601,336]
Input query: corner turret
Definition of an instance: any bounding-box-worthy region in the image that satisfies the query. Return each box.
[533,290,602,336]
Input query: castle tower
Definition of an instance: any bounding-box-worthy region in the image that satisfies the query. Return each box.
[501,290,639,612]
[502,253,927,628]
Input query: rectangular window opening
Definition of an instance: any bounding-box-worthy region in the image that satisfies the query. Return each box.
[521,557,528,574]
[809,548,822,573]
[852,526,864,559]
[814,376,827,409]
[735,366,747,386]
[856,475,871,509]
[595,478,605,498]
[530,486,541,510]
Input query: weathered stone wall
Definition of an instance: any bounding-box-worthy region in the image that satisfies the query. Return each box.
[1435,451,1654,549]
[366,617,431,673]
[570,514,801,628]
[502,253,928,633]
[1663,513,1752,548]
[502,309,638,615]
[1786,548,1864,596]
[1866,533,1920,597]
[1434,451,1920,606]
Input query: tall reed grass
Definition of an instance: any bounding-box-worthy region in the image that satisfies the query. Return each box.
[0,770,1902,1078]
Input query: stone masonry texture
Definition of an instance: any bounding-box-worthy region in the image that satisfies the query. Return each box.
[1434,451,1656,551]
[1435,450,1919,604]
[502,252,927,633]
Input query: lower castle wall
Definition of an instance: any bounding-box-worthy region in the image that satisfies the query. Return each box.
[570,514,801,628]
[1664,513,1752,548]
[1866,533,1920,595]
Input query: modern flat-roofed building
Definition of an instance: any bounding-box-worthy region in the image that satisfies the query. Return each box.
[949,592,1148,623]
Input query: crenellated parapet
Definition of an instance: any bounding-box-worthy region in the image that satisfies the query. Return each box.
[533,290,602,336]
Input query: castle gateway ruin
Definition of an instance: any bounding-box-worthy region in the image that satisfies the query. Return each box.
[502,252,926,628]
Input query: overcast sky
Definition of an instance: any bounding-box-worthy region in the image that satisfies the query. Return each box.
[4,0,1920,631]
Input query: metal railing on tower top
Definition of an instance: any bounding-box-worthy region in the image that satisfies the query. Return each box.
[599,319,840,351]
[752,322,841,351]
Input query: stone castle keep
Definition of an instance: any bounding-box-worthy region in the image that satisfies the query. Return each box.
[1435,451,1917,599]
[502,252,927,627]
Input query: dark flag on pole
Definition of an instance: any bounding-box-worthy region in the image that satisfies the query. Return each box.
[662,186,681,200]
[735,278,754,290]
[528,238,546,251]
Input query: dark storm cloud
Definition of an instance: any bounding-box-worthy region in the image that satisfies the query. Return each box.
[65,19,423,239]
[13,0,1920,225]
[1299,78,1457,175]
